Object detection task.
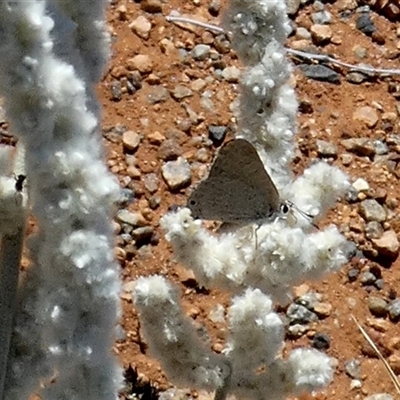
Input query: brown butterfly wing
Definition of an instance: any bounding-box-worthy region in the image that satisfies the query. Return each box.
[187,139,280,223]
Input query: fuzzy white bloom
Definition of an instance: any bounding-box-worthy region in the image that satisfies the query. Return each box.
[161,208,349,305]
[283,162,351,220]
[224,288,284,371]
[134,279,334,400]
[0,1,122,400]
[288,348,334,392]
[137,0,346,399]
[134,275,231,391]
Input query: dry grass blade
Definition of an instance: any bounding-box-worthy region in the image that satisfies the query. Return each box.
[351,315,400,396]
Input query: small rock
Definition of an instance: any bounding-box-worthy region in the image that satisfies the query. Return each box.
[191,78,207,92]
[208,0,221,16]
[360,271,377,286]
[126,54,153,74]
[359,199,386,222]
[132,226,154,244]
[372,230,400,258]
[388,354,400,375]
[222,66,241,82]
[346,72,368,84]
[311,10,332,24]
[341,138,376,157]
[347,268,359,282]
[208,125,227,144]
[353,106,379,128]
[356,13,376,35]
[148,194,161,209]
[286,303,318,325]
[286,323,309,338]
[161,157,192,191]
[295,28,311,40]
[170,85,193,100]
[316,139,337,157]
[310,24,332,45]
[344,358,362,379]
[299,64,340,84]
[143,173,159,193]
[147,131,165,144]
[122,130,141,152]
[116,210,147,227]
[115,188,135,207]
[297,292,322,310]
[157,139,182,161]
[388,299,400,322]
[365,221,383,239]
[116,5,128,21]
[311,332,330,350]
[313,302,332,318]
[286,0,301,15]
[340,153,354,166]
[147,85,170,104]
[111,81,122,101]
[364,394,394,400]
[129,15,152,40]
[352,178,370,192]
[140,0,162,13]
[191,44,211,60]
[208,304,225,323]
[126,165,141,179]
[373,140,388,155]
[368,296,388,317]
[336,0,358,11]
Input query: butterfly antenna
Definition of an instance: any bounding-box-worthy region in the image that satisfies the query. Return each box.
[286,200,319,229]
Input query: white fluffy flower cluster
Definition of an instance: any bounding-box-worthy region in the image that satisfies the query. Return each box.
[133,0,351,399]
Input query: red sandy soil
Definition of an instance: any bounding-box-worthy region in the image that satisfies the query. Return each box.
[98,1,400,399]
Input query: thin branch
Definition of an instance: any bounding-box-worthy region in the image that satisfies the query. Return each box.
[166,14,400,77]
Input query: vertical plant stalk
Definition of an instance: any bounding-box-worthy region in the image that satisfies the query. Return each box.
[0,227,24,400]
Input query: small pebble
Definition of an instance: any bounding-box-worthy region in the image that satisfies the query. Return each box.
[191,44,211,60]
[208,125,227,144]
[157,139,182,161]
[388,299,400,322]
[116,210,147,228]
[161,157,192,191]
[352,178,370,192]
[347,268,360,282]
[344,358,361,379]
[360,271,377,286]
[365,221,383,239]
[286,303,318,325]
[353,106,379,128]
[140,0,162,13]
[129,15,152,40]
[372,230,400,258]
[311,10,332,24]
[127,54,153,74]
[316,139,337,157]
[147,85,170,104]
[221,66,241,82]
[359,199,386,222]
[143,173,159,193]
[299,64,340,84]
[170,85,193,100]
[311,332,330,350]
[341,138,376,157]
[368,296,388,317]
[122,130,141,152]
[310,24,332,45]
[356,13,376,35]
[111,81,122,101]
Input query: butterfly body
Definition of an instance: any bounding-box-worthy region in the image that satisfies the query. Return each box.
[187,139,283,224]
